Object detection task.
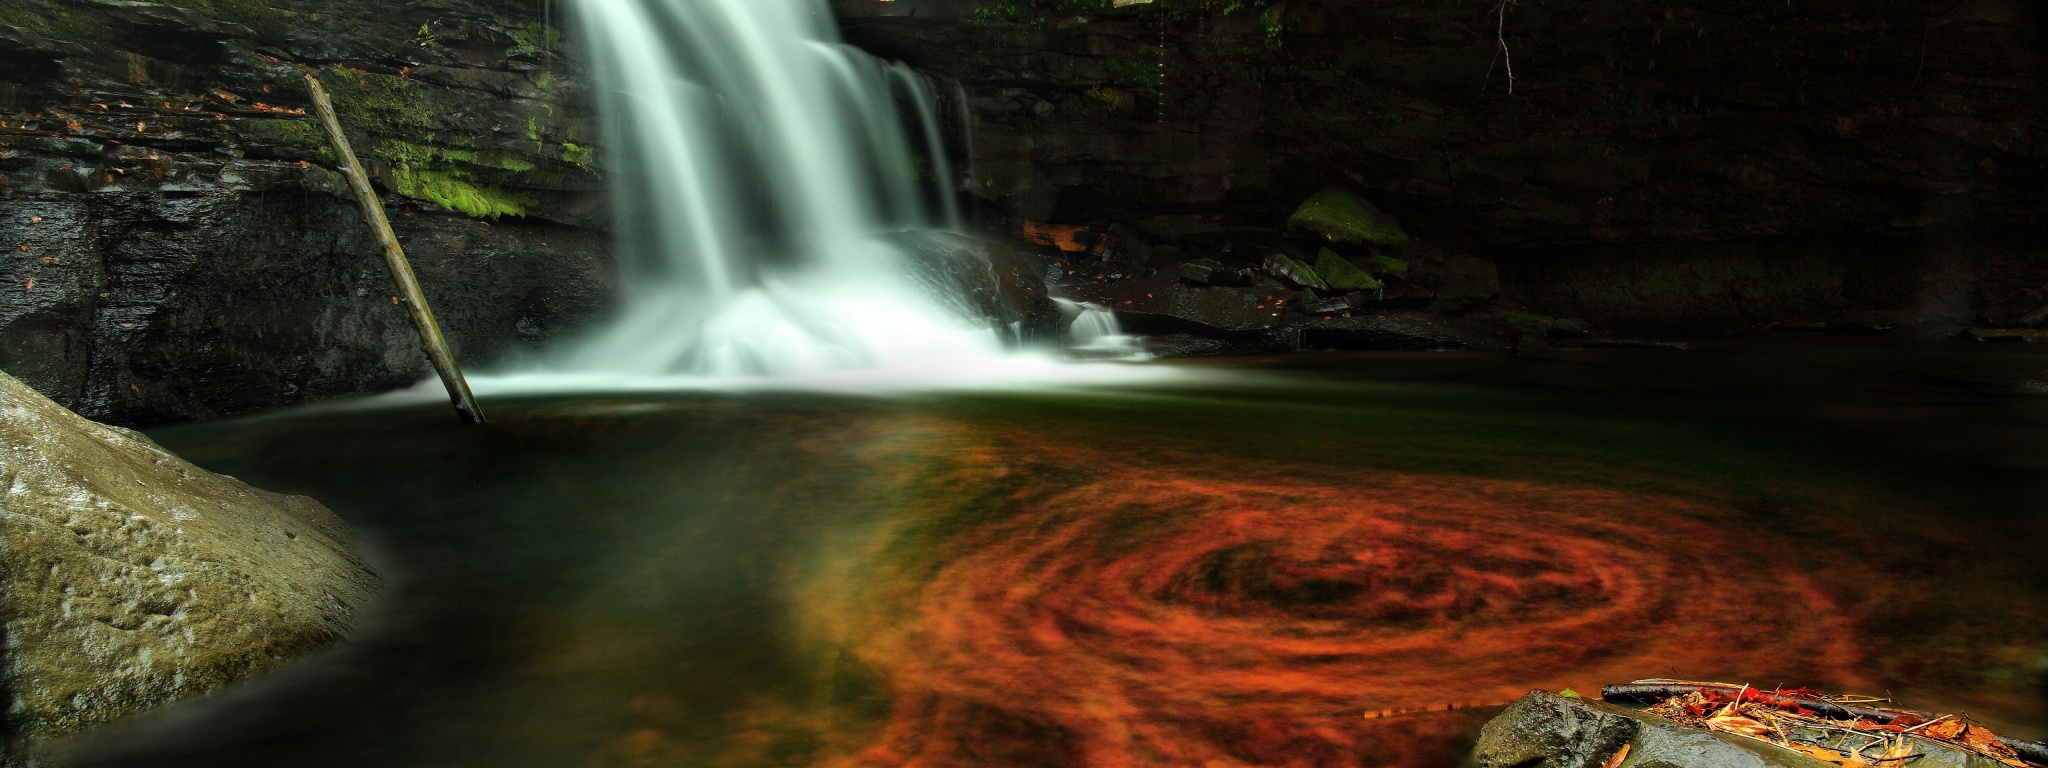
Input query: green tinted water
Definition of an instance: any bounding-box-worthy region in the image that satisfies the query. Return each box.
[64,340,2048,767]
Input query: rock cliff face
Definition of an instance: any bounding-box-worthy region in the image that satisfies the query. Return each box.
[837,0,2046,333]
[0,0,614,426]
[0,370,379,765]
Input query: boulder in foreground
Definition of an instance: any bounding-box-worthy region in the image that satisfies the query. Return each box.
[0,371,380,765]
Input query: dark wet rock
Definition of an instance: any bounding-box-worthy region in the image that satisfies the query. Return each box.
[1551,339,1692,350]
[1427,254,1503,314]
[1892,322,1974,341]
[1516,335,1571,359]
[1065,272,1300,333]
[1969,328,2048,343]
[0,153,616,425]
[1098,223,1154,269]
[883,230,1063,345]
[1296,313,1511,352]
[1137,333,1269,358]
[1133,216,1223,245]
[1177,258,1253,287]
[837,1,2044,335]
[1261,252,1327,291]
[1473,692,1640,768]
[1503,312,1597,340]
[0,370,379,765]
[1301,291,1367,315]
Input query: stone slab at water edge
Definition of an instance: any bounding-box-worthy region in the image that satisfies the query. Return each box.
[1471,691,2007,768]
[0,371,380,766]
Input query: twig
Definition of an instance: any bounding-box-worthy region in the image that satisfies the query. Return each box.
[1902,714,1951,734]
[1494,0,1517,94]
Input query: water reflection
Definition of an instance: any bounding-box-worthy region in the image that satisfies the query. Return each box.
[66,342,2048,767]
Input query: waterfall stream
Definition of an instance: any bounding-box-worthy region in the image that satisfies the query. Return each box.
[545,0,1005,379]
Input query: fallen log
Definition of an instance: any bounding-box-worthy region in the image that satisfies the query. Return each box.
[304,73,485,425]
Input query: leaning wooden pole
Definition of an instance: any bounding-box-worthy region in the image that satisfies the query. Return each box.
[304,74,486,425]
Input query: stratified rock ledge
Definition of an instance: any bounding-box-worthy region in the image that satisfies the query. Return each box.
[0,370,380,766]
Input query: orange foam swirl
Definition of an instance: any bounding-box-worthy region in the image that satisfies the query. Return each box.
[810,444,1872,767]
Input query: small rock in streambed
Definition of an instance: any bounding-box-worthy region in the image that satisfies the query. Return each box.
[1178,258,1253,287]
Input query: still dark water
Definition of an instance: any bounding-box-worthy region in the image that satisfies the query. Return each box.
[67,341,2048,767]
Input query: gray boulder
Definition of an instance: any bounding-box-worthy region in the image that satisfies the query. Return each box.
[0,370,379,765]
[880,231,1065,346]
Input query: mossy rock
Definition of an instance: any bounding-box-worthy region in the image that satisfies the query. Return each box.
[1315,248,1385,293]
[1364,254,1410,278]
[1287,188,1408,245]
[392,165,536,219]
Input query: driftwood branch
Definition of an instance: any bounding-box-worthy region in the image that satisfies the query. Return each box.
[304,74,486,425]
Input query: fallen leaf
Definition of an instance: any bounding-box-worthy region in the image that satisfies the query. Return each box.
[1924,720,1966,740]
[1598,743,1630,768]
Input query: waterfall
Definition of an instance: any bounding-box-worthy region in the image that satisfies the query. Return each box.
[553,0,1005,378]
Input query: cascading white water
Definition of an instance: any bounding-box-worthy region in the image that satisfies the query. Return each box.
[554,0,1004,378]
[1055,298,1150,359]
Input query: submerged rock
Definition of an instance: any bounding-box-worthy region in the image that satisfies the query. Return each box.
[0,370,379,764]
[881,230,1064,345]
[1472,691,2008,768]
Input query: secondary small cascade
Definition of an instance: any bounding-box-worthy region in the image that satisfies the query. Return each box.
[558,0,1003,378]
[1057,299,1149,359]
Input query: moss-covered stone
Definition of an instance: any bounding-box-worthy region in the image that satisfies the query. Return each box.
[390,164,537,220]
[1315,248,1384,293]
[1288,188,1408,245]
[321,69,431,133]
[1364,254,1409,278]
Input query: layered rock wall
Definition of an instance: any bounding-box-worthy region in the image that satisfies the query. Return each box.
[0,0,614,425]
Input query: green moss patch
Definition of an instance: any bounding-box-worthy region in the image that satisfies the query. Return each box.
[561,142,594,169]
[1315,249,1385,293]
[322,69,431,133]
[390,165,535,220]
[1288,188,1408,245]
[370,139,536,219]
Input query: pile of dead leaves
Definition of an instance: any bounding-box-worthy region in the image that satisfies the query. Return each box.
[1605,679,2044,768]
